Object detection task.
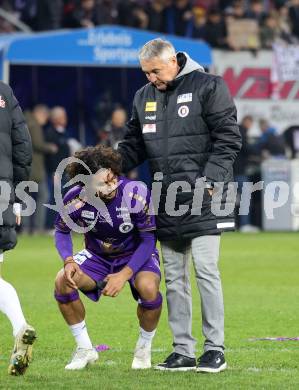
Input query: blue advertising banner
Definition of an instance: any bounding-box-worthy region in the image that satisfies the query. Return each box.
[5,25,212,68]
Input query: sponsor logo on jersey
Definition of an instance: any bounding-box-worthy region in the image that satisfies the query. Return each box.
[142,123,156,133]
[145,115,156,120]
[177,93,192,104]
[81,210,95,219]
[0,96,6,108]
[145,101,157,112]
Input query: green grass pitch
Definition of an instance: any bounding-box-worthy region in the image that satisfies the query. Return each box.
[0,232,298,389]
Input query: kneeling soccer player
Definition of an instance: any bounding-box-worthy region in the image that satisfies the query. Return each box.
[54,145,162,370]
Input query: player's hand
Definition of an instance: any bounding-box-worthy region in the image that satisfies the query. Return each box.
[64,260,82,290]
[102,272,128,297]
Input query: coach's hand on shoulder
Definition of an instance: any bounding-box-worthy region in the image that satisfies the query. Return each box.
[64,257,82,290]
[103,267,133,298]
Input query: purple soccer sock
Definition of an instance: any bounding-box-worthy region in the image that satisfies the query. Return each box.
[54,290,79,303]
[139,292,163,310]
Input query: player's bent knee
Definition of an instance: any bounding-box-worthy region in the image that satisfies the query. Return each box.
[54,269,65,290]
[54,289,79,304]
[137,281,159,301]
[139,292,163,310]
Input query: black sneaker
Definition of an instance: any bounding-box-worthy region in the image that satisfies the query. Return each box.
[197,350,227,373]
[154,352,196,372]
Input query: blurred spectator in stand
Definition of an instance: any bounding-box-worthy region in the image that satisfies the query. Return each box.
[219,0,235,10]
[283,124,299,159]
[225,0,246,19]
[117,0,148,29]
[23,105,58,234]
[98,107,127,149]
[0,0,36,31]
[191,5,207,39]
[273,0,289,8]
[260,12,279,48]
[256,119,286,159]
[35,0,63,30]
[276,5,293,42]
[98,106,138,179]
[289,0,299,39]
[92,90,115,135]
[145,0,167,33]
[94,0,118,25]
[195,0,218,9]
[44,107,71,231]
[245,0,267,25]
[64,0,101,28]
[3,0,37,29]
[198,8,229,48]
[234,116,259,232]
[164,0,194,37]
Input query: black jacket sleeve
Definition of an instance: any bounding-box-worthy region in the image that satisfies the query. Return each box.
[117,95,147,173]
[10,87,32,187]
[202,76,242,183]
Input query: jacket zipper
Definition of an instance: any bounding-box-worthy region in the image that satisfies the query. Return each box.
[162,91,170,187]
[162,91,181,239]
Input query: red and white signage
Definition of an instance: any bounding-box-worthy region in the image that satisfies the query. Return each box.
[212,50,299,134]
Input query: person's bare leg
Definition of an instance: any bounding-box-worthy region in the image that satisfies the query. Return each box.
[54,269,95,325]
[135,272,162,331]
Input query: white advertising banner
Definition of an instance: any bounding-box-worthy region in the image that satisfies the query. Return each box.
[273,44,299,82]
[212,50,299,135]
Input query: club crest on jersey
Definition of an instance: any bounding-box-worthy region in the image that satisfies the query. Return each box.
[177,93,192,104]
[0,96,6,108]
[178,105,189,118]
[119,222,134,233]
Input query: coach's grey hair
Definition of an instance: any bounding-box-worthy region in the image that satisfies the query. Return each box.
[139,38,176,62]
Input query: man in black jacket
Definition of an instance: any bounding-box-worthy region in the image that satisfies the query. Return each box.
[118,39,241,373]
[0,81,36,375]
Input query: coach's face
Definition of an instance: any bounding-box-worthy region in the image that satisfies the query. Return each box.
[140,55,179,90]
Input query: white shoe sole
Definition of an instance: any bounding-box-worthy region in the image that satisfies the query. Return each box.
[196,362,227,373]
[132,363,151,370]
[65,356,98,370]
[154,365,196,372]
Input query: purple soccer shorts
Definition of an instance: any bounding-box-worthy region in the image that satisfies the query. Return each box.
[72,249,161,302]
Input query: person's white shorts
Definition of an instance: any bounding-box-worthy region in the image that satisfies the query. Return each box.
[0,251,3,263]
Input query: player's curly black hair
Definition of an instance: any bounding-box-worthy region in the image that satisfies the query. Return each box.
[66,144,122,178]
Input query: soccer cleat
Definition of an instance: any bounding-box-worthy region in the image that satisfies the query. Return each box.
[65,347,98,370]
[132,343,151,369]
[196,350,227,373]
[154,352,196,372]
[8,324,37,376]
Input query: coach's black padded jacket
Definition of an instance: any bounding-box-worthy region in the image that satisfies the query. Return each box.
[0,81,32,251]
[118,53,242,241]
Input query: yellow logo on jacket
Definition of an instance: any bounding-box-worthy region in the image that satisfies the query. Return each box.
[145,101,157,112]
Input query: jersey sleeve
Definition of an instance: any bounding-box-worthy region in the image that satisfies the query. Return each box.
[54,185,85,233]
[54,185,85,261]
[129,183,156,232]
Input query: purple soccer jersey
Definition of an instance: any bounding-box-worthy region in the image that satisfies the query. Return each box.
[55,176,159,274]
